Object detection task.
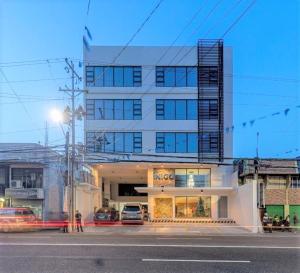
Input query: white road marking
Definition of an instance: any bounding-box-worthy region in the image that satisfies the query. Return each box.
[0,243,299,249]
[142,258,251,263]
[157,237,211,240]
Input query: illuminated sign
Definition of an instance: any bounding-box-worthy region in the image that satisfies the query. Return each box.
[153,169,175,187]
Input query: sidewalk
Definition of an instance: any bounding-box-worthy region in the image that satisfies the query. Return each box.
[83,222,252,235]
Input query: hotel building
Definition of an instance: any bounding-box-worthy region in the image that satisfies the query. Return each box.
[84,40,246,222]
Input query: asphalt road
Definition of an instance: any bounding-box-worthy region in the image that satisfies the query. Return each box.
[0,232,299,273]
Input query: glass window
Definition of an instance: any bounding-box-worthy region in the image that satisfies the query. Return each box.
[187,67,197,87]
[86,66,141,87]
[187,100,197,120]
[104,100,114,120]
[124,100,134,120]
[156,67,164,87]
[104,67,114,86]
[156,99,197,120]
[156,132,198,153]
[187,133,198,153]
[165,133,176,153]
[115,133,124,152]
[133,100,142,120]
[175,197,186,218]
[94,67,104,86]
[156,133,164,153]
[290,177,300,188]
[114,100,124,119]
[164,67,175,86]
[199,99,218,119]
[188,196,211,217]
[175,67,186,87]
[124,133,134,152]
[175,196,211,218]
[200,132,218,153]
[164,100,175,119]
[86,132,142,153]
[175,100,186,120]
[86,99,95,120]
[104,133,114,152]
[175,169,186,187]
[11,168,43,189]
[133,132,142,153]
[124,67,133,86]
[114,67,124,87]
[176,133,187,153]
[156,66,197,87]
[199,66,218,86]
[95,100,104,119]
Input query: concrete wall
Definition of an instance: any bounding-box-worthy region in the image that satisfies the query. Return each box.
[288,189,300,204]
[229,182,258,232]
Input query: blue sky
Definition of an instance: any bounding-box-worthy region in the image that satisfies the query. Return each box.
[0,0,299,158]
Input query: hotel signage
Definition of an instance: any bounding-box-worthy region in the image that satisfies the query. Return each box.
[153,169,175,187]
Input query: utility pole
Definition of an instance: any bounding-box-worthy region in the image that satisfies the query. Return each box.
[59,58,87,231]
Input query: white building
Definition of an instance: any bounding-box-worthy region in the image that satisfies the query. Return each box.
[83,40,257,227]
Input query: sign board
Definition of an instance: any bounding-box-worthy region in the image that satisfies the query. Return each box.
[153,169,175,187]
[5,188,44,199]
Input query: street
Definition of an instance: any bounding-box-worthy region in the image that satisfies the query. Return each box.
[0,232,299,273]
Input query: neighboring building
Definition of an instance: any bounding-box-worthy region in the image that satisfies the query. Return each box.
[238,159,300,220]
[83,40,250,223]
[74,163,101,221]
[0,143,64,220]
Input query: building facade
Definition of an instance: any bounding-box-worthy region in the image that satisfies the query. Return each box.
[238,159,300,221]
[84,40,242,222]
[0,143,64,220]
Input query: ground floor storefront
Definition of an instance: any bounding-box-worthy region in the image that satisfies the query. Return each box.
[93,163,244,222]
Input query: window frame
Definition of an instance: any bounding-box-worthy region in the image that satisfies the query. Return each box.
[156,132,198,153]
[85,66,142,87]
[156,66,197,87]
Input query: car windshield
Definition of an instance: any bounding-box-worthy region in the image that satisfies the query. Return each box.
[123,206,140,212]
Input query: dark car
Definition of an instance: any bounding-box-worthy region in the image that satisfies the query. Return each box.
[0,207,37,232]
[94,208,119,225]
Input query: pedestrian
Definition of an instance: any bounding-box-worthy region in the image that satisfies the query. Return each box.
[62,211,69,233]
[293,212,298,233]
[75,210,83,232]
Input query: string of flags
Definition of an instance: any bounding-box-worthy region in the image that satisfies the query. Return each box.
[225,104,300,133]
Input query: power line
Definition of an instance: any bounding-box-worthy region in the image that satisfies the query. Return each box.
[0,77,70,84]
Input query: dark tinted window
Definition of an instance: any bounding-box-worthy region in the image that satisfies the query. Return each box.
[118,184,147,196]
[123,206,141,212]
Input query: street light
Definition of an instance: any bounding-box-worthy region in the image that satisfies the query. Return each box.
[50,108,64,124]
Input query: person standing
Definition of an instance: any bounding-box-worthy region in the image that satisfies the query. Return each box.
[75,210,83,232]
[293,212,298,233]
[62,211,69,233]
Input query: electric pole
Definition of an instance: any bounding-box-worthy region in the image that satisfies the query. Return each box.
[59,58,87,231]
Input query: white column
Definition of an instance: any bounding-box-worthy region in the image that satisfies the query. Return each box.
[211,195,219,219]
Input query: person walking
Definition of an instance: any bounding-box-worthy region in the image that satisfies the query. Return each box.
[75,210,83,232]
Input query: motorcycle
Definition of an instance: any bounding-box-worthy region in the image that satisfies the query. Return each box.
[263,218,273,233]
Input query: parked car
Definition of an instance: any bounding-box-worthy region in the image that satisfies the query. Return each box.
[94,207,119,225]
[0,207,38,232]
[121,203,144,225]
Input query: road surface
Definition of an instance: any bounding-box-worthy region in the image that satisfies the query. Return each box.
[0,231,299,273]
